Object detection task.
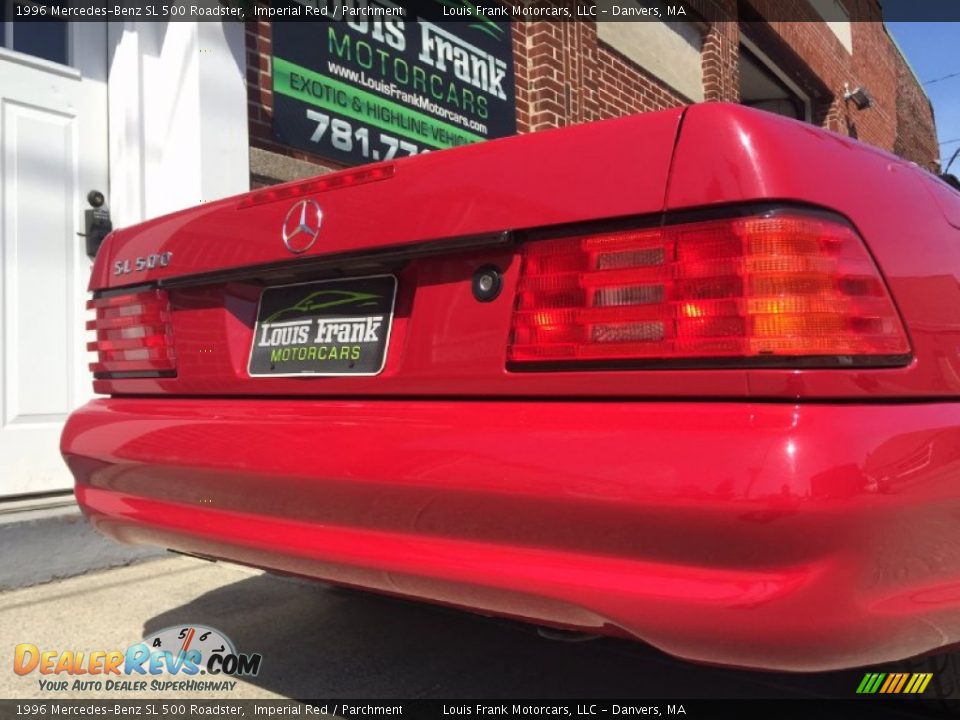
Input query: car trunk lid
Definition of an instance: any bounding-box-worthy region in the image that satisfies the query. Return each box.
[91,108,685,291]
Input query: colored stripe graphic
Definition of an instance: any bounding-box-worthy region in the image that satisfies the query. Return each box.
[892,673,909,693]
[879,673,895,693]
[857,672,933,694]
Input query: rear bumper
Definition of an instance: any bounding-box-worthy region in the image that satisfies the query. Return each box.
[62,397,960,671]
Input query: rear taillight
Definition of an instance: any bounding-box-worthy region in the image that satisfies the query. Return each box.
[87,289,176,378]
[508,212,910,366]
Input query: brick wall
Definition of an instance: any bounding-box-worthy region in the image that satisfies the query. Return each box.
[894,56,939,170]
[743,4,897,154]
[521,20,690,131]
[245,10,939,185]
[701,12,739,103]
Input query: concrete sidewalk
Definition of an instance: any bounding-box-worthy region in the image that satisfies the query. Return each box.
[0,555,870,700]
[0,499,162,591]
[0,558,283,699]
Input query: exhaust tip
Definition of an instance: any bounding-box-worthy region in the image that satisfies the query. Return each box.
[536,626,602,643]
[166,549,218,563]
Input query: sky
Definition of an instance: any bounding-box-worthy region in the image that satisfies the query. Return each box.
[886,23,960,173]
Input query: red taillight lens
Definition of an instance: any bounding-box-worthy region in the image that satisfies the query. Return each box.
[508,213,911,366]
[87,289,176,377]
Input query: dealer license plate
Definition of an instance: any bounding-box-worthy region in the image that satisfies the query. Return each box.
[248,275,396,377]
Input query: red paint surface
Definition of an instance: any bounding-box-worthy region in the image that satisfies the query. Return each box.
[66,105,960,670]
[90,105,960,400]
[64,397,960,671]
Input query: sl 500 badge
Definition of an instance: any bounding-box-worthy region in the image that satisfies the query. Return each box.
[113,251,173,276]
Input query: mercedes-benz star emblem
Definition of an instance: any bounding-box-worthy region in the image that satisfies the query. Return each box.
[281,199,323,254]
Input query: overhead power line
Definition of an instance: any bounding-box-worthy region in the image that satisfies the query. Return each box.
[940,137,960,146]
[924,70,960,85]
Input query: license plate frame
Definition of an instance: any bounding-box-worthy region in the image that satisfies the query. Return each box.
[247,274,397,378]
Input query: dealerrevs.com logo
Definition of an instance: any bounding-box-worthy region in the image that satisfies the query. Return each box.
[13,625,262,693]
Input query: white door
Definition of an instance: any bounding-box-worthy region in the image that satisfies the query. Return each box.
[0,21,108,497]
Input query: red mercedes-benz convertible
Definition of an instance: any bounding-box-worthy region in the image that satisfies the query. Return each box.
[62,103,960,674]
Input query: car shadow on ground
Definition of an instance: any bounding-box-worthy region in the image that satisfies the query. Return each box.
[143,570,865,700]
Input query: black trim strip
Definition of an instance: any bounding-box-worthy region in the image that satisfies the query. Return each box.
[507,354,914,373]
[92,283,158,299]
[155,231,512,289]
[94,370,178,380]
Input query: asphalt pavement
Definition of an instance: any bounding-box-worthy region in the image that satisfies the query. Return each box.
[0,555,876,700]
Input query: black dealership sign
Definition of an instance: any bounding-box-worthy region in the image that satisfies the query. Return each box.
[271,6,517,166]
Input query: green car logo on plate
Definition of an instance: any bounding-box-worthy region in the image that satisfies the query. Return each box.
[264,290,382,323]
